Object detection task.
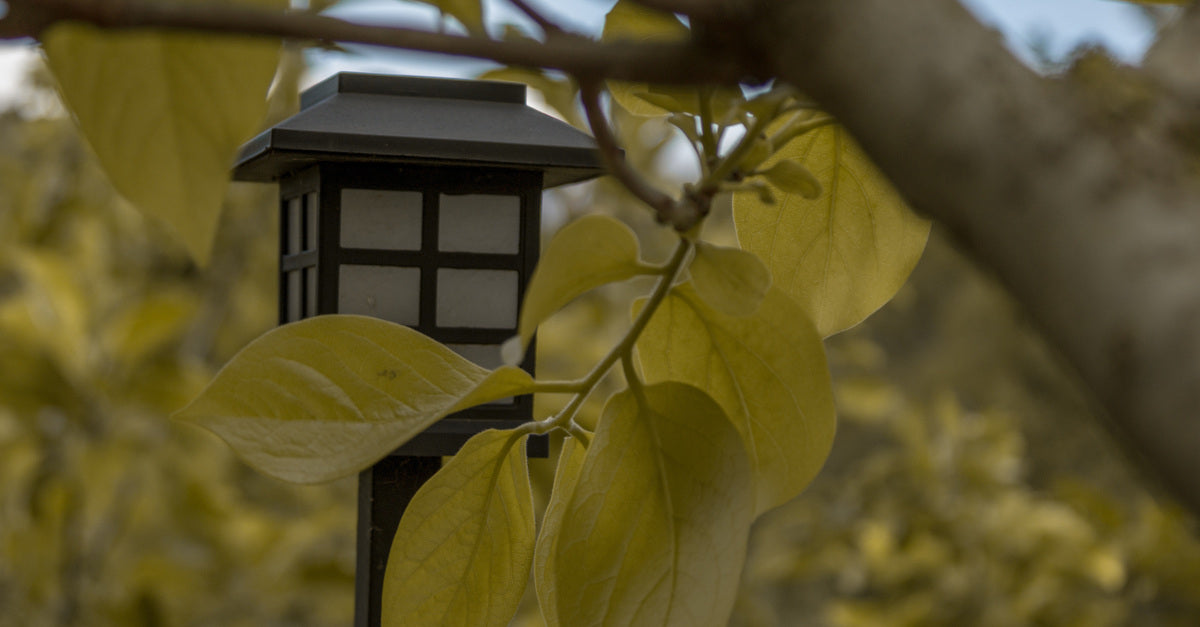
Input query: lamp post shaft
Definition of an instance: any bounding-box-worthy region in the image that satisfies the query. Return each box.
[354,456,442,627]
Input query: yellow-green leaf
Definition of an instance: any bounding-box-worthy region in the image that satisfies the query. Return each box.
[734,124,930,336]
[173,315,534,483]
[600,3,743,120]
[551,382,755,626]
[479,67,582,128]
[637,285,836,514]
[610,82,744,121]
[103,288,198,365]
[601,0,688,46]
[534,437,586,627]
[12,250,91,375]
[426,0,486,34]
[507,214,648,363]
[382,429,534,627]
[759,159,822,199]
[41,5,282,265]
[690,241,771,317]
[602,1,690,117]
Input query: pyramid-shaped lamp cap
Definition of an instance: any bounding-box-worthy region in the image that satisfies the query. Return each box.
[233,72,605,189]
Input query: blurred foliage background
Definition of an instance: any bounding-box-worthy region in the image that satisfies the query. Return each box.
[0,57,357,626]
[2,55,1200,627]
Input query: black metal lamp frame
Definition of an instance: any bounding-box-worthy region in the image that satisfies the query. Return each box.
[276,162,548,626]
[233,72,603,627]
[277,162,541,452]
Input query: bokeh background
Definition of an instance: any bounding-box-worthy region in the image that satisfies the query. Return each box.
[2,1,1199,625]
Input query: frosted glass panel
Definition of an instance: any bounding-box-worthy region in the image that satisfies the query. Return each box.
[447,343,503,369]
[304,267,318,316]
[340,189,422,250]
[286,196,302,254]
[448,344,514,404]
[436,269,518,329]
[305,193,319,250]
[338,265,420,325]
[438,194,520,254]
[286,270,301,322]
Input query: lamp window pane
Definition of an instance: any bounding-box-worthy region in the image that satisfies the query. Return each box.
[305,193,319,250]
[447,344,514,404]
[340,189,422,250]
[447,344,503,370]
[338,265,420,325]
[286,197,302,254]
[286,270,302,322]
[304,267,318,316]
[436,269,518,329]
[438,194,520,254]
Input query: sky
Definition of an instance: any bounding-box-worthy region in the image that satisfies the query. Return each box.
[0,0,1165,107]
[302,0,1163,82]
[961,0,1159,64]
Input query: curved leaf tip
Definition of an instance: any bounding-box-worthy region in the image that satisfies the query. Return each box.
[174,315,534,483]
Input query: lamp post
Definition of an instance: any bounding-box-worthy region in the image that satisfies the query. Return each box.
[231,72,604,627]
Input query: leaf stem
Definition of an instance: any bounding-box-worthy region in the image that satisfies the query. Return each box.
[539,238,691,432]
[706,114,768,187]
[622,352,646,405]
[591,239,690,388]
[768,113,836,151]
[580,79,678,219]
[565,421,592,447]
[698,86,719,172]
[530,380,588,394]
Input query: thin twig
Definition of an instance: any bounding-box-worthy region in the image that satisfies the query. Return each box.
[706,114,768,185]
[580,79,699,229]
[622,352,647,405]
[3,0,745,86]
[698,85,719,171]
[506,0,566,37]
[1145,1,1200,104]
[565,421,592,447]
[534,238,690,437]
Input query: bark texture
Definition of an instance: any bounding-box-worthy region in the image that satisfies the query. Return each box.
[746,0,1200,513]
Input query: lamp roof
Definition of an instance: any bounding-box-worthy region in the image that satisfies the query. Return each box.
[232,73,606,188]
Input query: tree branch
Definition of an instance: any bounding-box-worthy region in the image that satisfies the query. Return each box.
[579,80,686,227]
[751,0,1200,515]
[505,0,567,37]
[1145,2,1200,105]
[2,0,746,85]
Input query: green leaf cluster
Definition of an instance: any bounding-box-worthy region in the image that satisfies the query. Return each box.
[174,174,905,625]
[8,85,1200,626]
[734,123,930,337]
[30,5,940,625]
[20,3,1200,624]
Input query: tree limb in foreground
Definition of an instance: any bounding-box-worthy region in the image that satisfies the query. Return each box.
[751,0,1200,515]
[0,0,750,85]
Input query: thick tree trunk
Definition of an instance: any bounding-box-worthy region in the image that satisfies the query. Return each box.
[749,0,1200,513]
